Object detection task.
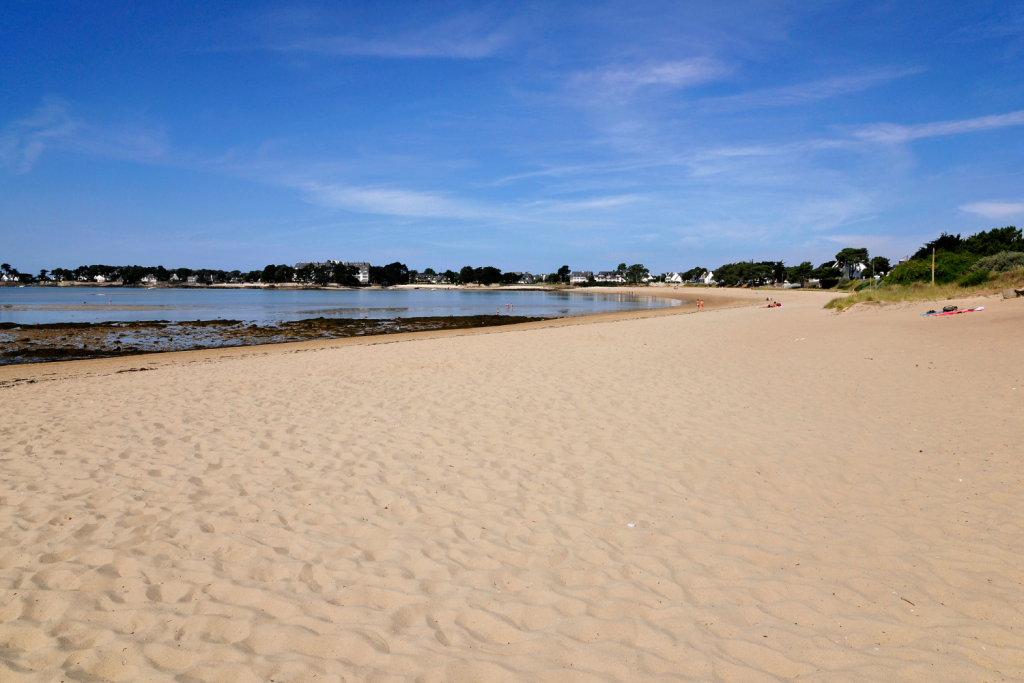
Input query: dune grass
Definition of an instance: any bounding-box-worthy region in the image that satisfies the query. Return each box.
[825,270,1024,310]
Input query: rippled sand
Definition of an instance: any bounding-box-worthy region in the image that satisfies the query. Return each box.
[1,289,1022,682]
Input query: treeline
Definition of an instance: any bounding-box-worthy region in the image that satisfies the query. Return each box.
[712,250,891,288]
[0,263,263,285]
[0,260,571,287]
[6,226,1018,290]
[707,227,1021,288]
[379,264,571,285]
[888,226,1023,285]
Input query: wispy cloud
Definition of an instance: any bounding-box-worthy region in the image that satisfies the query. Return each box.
[821,233,890,250]
[594,58,730,92]
[851,110,1024,143]
[699,67,923,111]
[959,201,1024,219]
[0,96,79,174]
[525,194,645,212]
[295,179,490,219]
[265,11,513,59]
[0,97,167,174]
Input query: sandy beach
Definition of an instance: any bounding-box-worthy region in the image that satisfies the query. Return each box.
[1,289,1022,682]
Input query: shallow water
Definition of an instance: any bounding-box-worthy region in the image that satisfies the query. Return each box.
[0,287,680,325]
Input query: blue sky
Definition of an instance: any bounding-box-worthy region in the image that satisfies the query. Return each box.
[2,0,1023,273]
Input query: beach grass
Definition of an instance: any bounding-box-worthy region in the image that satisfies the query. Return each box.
[824,269,1024,310]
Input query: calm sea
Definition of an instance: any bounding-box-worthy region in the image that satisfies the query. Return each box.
[0,287,681,325]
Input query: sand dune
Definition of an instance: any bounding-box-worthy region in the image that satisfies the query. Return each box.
[1,289,1022,682]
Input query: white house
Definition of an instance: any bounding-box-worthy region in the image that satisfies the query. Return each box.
[518,273,536,284]
[841,262,867,280]
[141,274,158,284]
[342,262,370,284]
[296,260,371,284]
[595,271,626,283]
[170,273,180,282]
[664,272,683,284]
[700,270,715,285]
[569,270,593,284]
[186,275,199,283]
[94,275,107,283]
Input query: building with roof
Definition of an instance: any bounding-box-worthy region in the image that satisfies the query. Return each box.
[569,270,593,284]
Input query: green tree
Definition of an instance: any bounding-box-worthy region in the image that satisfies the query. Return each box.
[962,226,1023,256]
[423,267,436,275]
[261,264,276,283]
[382,262,410,286]
[870,256,890,276]
[313,264,332,285]
[478,266,502,285]
[912,232,962,259]
[459,265,476,284]
[119,266,144,285]
[625,263,648,284]
[888,252,977,285]
[834,248,869,277]
[273,265,295,283]
[332,263,361,286]
[679,267,706,282]
[787,261,814,285]
[813,262,842,288]
[557,265,570,283]
[911,227,1023,259]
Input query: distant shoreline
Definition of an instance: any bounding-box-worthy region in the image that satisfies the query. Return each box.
[2,280,727,291]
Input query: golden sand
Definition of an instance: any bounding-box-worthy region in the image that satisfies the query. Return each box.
[1,289,1022,682]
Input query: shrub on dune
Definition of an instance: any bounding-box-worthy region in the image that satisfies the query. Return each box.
[958,269,990,287]
[971,251,1024,273]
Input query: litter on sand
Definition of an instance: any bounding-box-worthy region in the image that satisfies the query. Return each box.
[922,306,984,317]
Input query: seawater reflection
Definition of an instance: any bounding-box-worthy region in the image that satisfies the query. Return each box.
[0,287,681,325]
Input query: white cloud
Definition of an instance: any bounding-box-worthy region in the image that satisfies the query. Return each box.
[297,180,488,219]
[0,96,79,174]
[526,194,645,212]
[959,201,1024,219]
[821,233,890,249]
[0,97,167,174]
[852,110,1024,143]
[589,58,730,93]
[268,12,513,59]
[700,67,923,111]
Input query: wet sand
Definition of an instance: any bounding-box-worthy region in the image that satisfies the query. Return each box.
[1,288,1022,682]
[0,315,546,366]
